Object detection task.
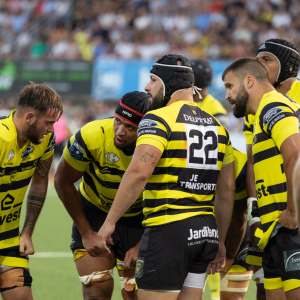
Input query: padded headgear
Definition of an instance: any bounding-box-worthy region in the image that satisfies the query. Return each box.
[150,54,194,107]
[257,39,300,88]
[191,59,212,88]
[115,91,149,126]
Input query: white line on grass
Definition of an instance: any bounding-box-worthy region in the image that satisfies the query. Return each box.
[32,252,73,258]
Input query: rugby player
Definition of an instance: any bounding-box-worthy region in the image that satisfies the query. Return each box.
[191,59,229,128]
[192,59,252,300]
[98,54,236,300]
[224,57,300,300]
[0,83,62,300]
[243,39,300,299]
[54,91,150,300]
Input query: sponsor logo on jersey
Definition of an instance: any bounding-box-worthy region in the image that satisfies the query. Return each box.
[7,150,14,161]
[188,226,218,241]
[236,246,248,262]
[122,110,132,117]
[104,152,120,163]
[259,43,266,50]
[284,249,300,272]
[21,146,34,159]
[180,181,216,191]
[69,140,85,161]
[263,107,284,126]
[138,119,159,129]
[183,114,213,124]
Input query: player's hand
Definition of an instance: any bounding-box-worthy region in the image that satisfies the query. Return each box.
[19,233,35,256]
[207,243,226,275]
[97,222,115,254]
[124,242,140,268]
[249,221,260,248]
[82,229,102,257]
[220,257,234,273]
[278,208,298,230]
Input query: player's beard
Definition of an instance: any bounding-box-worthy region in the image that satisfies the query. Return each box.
[27,120,42,145]
[148,86,164,111]
[233,84,249,118]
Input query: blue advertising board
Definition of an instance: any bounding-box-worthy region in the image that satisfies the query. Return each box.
[92,59,233,101]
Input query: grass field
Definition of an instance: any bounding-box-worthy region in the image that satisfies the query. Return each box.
[22,187,257,300]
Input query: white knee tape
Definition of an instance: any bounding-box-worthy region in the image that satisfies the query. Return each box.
[220,273,251,292]
[120,276,136,291]
[183,272,206,289]
[227,273,252,281]
[252,268,264,284]
[79,269,114,285]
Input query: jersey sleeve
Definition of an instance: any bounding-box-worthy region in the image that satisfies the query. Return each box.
[259,103,299,149]
[40,132,55,160]
[242,115,254,145]
[136,114,168,153]
[222,129,235,165]
[63,129,94,172]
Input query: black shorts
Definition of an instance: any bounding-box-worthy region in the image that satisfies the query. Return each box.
[231,225,252,271]
[136,215,219,290]
[263,226,300,292]
[0,247,32,292]
[70,192,144,262]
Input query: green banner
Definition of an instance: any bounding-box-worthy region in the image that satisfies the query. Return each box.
[0,61,92,95]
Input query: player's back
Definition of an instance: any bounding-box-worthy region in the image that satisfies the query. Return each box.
[137,100,234,227]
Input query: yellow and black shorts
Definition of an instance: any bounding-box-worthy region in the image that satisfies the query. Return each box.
[263,227,300,292]
[0,247,32,292]
[246,242,263,267]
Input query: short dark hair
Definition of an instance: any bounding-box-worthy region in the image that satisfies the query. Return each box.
[222,58,270,83]
[18,82,63,116]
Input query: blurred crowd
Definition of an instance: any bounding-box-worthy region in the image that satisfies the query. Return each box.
[0,0,299,61]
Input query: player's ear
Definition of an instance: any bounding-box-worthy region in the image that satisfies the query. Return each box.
[25,111,37,125]
[245,75,254,89]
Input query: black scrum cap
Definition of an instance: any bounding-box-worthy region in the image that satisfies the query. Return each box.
[257,39,300,88]
[115,91,149,126]
[191,59,212,88]
[150,54,194,106]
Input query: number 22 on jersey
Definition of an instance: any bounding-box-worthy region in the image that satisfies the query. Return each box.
[185,124,218,170]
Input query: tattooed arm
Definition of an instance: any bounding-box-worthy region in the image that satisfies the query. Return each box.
[97,144,162,252]
[19,155,53,256]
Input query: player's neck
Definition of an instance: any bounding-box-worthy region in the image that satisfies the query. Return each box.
[167,88,194,106]
[276,77,296,95]
[248,85,275,115]
[13,112,29,149]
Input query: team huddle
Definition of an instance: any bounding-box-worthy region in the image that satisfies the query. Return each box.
[0,38,300,300]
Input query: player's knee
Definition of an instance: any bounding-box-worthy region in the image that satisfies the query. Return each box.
[80,269,114,300]
[221,291,245,300]
[83,279,114,300]
[0,268,32,293]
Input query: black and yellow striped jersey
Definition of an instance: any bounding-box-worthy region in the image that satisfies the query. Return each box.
[63,118,143,217]
[243,79,300,144]
[0,110,55,251]
[194,94,246,200]
[252,91,300,249]
[233,149,247,201]
[195,94,229,128]
[136,100,235,227]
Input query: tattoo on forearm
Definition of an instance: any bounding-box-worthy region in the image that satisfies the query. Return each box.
[140,152,158,167]
[23,200,43,230]
[23,188,47,231]
[35,156,53,178]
